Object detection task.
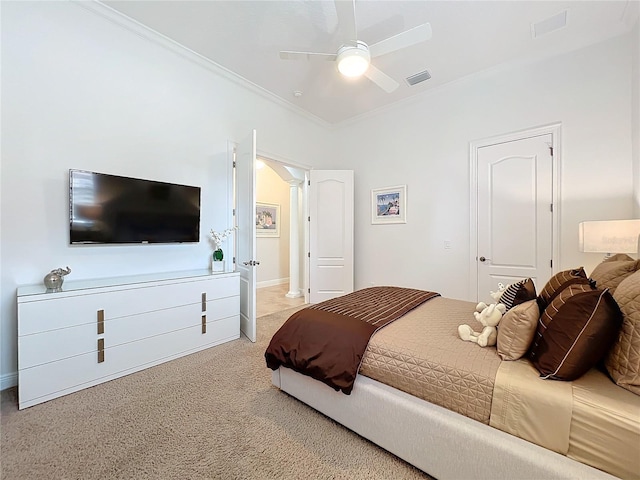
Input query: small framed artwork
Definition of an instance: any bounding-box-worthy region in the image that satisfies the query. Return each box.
[256,202,280,237]
[371,185,407,224]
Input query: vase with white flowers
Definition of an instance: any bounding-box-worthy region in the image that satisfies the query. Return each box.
[209,228,235,272]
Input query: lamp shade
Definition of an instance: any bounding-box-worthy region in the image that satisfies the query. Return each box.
[578,219,640,254]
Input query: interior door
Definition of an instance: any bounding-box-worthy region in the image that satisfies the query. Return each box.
[309,170,354,303]
[476,134,553,303]
[236,130,257,342]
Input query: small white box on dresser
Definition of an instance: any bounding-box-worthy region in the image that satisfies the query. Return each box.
[17,270,240,409]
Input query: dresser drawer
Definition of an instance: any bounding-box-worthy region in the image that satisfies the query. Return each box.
[204,295,240,322]
[19,276,240,335]
[19,316,239,407]
[19,303,207,369]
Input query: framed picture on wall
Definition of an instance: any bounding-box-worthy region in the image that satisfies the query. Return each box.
[256,202,280,237]
[371,185,407,224]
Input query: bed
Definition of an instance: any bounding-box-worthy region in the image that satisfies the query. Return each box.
[266,258,640,480]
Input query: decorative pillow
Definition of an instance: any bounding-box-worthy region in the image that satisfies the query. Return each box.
[605,270,640,395]
[536,267,590,310]
[499,278,537,311]
[497,299,539,361]
[590,254,640,295]
[529,284,622,381]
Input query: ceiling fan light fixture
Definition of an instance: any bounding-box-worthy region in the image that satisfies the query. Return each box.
[337,42,370,77]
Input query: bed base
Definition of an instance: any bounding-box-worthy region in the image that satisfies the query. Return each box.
[272,367,616,480]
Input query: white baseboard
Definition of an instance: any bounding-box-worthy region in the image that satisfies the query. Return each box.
[257,278,289,289]
[1,371,17,391]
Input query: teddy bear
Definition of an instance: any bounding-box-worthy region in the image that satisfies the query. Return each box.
[458,302,507,347]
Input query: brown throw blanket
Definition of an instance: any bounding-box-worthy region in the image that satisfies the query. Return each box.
[265,286,440,394]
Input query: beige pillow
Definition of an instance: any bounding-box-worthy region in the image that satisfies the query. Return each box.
[590,254,640,295]
[497,300,539,361]
[605,270,640,395]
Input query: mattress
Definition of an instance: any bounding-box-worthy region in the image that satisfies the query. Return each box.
[359,296,502,423]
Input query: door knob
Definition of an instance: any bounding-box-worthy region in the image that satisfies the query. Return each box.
[479,256,490,262]
[242,260,261,266]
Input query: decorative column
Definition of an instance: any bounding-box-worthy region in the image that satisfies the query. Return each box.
[286,180,302,298]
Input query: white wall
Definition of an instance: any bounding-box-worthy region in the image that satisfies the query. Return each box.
[333,33,636,300]
[256,165,290,286]
[0,2,332,384]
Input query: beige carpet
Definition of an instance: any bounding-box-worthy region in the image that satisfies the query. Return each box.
[1,306,432,480]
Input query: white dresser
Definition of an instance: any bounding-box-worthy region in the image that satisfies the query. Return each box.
[17,270,240,409]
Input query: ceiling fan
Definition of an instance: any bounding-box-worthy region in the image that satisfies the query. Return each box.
[278,0,432,93]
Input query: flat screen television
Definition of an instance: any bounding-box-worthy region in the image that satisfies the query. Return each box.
[69,169,201,244]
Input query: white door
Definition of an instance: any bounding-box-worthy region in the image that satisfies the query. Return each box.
[476,134,553,302]
[309,170,354,303]
[236,130,257,342]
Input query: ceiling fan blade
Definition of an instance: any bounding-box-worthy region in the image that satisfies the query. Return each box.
[279,51,337,61]
[334,0,357,43]
[364,65,399,93]
[369,23,432,58]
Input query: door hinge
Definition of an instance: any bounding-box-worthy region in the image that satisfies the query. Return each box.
[233,160,236,168]
[233,208,236,216]
[308,288,310,293]
[550,259,553,268]
[308,252,311,258]
[308,180,311,186]
[308,216,310,222]
[233,256,236,264]
[549,146,554,156]
[550,203,553,212]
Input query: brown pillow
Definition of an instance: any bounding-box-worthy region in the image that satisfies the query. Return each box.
[499,278,537,311]
[605,270,640,395]
[537,267,590,310]
[497,300,539,361]
[530,284,622,381]
[590,254,640,295]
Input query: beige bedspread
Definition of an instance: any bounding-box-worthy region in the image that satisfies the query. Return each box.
[360,296,502,424]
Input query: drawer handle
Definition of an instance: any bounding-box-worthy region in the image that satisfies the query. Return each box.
[202,315,207,334]
[97,309,104,335]
[201,292,206,312]
[97,338,105,363]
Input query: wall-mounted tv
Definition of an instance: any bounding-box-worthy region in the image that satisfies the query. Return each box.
[69,169,201,244]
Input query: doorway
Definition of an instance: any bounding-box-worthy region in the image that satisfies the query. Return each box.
[255,156,308,317]
[469,124,561,302]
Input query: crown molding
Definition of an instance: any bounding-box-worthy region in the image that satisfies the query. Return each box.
[73,1,332,130]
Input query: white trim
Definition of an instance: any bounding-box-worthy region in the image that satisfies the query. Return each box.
[257,278,289,289]
[469,123,561,301]
[1,372,18,391]
[75,1,331,130]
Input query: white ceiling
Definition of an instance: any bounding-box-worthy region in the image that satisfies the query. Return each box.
[102,0,638,124]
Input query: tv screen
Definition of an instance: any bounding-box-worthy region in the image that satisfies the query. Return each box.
[69,169,201,244]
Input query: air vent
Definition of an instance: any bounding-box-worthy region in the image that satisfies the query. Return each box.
[532,10,568,38]
[406,70,431,86]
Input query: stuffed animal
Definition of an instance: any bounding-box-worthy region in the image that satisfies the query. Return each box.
[458,302,507,347]
[474,283,507,313]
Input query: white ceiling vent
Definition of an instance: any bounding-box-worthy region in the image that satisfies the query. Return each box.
[406,70,431,86]
[532,10,568,38]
